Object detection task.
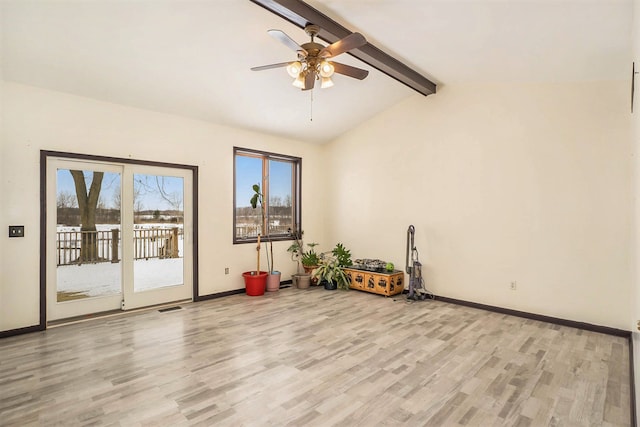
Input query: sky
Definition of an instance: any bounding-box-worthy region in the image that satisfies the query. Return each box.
[57,169,184,211]
[57,158,291,212]
[235,157,293,208]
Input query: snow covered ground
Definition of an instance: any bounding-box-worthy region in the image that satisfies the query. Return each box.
[57,258,183,297]
[56,223,185,298]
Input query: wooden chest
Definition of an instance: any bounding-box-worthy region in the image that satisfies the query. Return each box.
[343,268,404,297]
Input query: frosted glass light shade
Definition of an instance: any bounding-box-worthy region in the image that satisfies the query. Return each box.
[292,74,305,88]
[287,61,303,78]
[321,76,334,88]
[319,61,335,78]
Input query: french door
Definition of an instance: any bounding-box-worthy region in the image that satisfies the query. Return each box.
[46,157,193,321]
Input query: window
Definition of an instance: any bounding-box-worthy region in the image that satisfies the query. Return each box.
[234,147,301,243]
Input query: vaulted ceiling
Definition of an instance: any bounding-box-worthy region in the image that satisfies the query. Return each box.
[1,0,633,144]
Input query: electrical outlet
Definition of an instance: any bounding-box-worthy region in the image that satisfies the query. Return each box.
[510,281,517,290]
[8,226,24,238]
[225,267,229,275]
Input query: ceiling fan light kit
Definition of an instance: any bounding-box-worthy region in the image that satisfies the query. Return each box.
[319,61,334,78]
[251,24,369,91]
[286,61,302,78]
[320,76,334,89]
[293,74,305,88]
[249,0,436,96]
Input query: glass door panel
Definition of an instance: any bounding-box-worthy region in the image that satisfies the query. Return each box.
[122,166,192,310]
[48,159,123,320]
[132,173,184,292]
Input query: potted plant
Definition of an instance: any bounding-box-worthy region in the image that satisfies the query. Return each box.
[301,243,320,272]
[242,235,268,296]
[249,183,281,292]
[287,229,305,271]
[313,254,350,290]
[242,184,268,295]
[332,242,353,268]
[301,242,321,285]
[286,231,317,288]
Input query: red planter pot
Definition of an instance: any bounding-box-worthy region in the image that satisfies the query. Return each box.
[242,271,268,296]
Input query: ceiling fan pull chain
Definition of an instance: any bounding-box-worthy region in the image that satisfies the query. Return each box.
[310,89,313,122]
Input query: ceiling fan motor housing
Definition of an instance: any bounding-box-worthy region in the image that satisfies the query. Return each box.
[299,42,324,74]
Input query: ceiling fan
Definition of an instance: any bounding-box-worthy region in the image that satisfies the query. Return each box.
[251,24,369,91]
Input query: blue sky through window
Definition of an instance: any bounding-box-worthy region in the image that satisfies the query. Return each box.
[56,169,183,211]
[235,156,292,207]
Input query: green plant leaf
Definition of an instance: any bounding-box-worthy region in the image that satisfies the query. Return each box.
[250,194,258,209]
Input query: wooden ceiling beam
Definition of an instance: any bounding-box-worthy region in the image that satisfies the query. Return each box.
[249,0,436,96]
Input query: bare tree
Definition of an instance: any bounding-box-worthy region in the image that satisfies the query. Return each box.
[134,175,182,211]
[113,184,143,212]
[155,176,183,211]
[97,196,106,210]
[70,170,103,262]
[57,190,77,209]
[113,187,121,210]
[270,195,283,207]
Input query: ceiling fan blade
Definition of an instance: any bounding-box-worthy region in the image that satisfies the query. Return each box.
[268,29,308,56]
[303,72,315,91]
[319,32,366,58]
[251,62,291,71]
[331,62,369,80]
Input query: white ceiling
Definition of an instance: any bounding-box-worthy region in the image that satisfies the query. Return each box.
[1,0,633,144]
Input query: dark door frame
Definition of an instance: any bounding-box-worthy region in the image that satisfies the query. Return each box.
[39,150,199,330]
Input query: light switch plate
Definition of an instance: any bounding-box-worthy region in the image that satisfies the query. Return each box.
[9,226,24,238]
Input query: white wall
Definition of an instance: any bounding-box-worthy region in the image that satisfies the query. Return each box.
[0,71,634,335]
[0,82,325,332]
[632,0,640,423]
[325,82,632,330]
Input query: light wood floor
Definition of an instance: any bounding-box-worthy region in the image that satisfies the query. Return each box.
[0,287,631,426]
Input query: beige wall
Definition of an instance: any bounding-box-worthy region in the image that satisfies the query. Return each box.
[0,78,634,333]
[632,0,640,421]
[325,82,632,330]
[0,82,326,332]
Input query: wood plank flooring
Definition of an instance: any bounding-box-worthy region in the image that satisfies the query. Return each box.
[0,287,631,426]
